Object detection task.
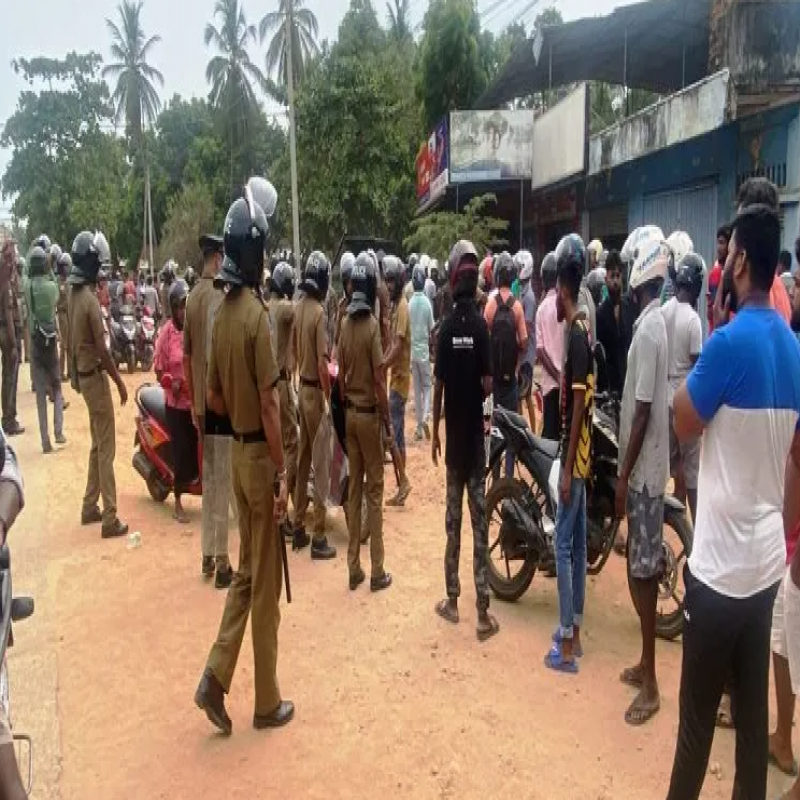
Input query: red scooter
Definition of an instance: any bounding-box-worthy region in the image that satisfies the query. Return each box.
[133,377,202,502]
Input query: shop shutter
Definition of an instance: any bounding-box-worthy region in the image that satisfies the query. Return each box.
[589,204,629,239]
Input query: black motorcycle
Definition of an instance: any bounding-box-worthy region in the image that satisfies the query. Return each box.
[110,304,138,374]
[0,544,34,794]
[484,391,693,641]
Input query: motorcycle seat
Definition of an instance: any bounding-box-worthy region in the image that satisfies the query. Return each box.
[496,407,560,459]
[529,434,560,460]
[139,385,168,429]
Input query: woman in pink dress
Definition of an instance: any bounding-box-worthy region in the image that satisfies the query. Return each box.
[154,279,197,522]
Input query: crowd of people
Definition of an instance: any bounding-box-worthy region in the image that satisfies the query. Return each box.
[4,172,800,799]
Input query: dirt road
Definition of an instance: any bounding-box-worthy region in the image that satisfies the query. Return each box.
[6,366,795,799]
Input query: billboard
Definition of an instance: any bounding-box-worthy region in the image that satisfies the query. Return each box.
[450,109,534,183]
[415,117,449,210]
[531,84,587,190]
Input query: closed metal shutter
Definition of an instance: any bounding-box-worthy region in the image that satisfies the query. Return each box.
[589,204,629,239]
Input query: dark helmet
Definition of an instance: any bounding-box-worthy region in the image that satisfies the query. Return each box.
[340,252,356,288]
[27,245,48,276]
[586,267,606,306]
[169,279,189,313]
[301,250,330,300]
[493,251,514,288]
[541,251,558,288]
[217,196,269,289]
[349,252,377,316]
[383,255,403,300]
[412,264,426,292]
[57,253,72,278]
[69,230,110,285]
[49,243,63,265]
[448,239,479,289]
[184,267,197,289]
[271,261,295,299]
[675,252,706,301]
[33,234,51,253]
[408,253,419,271]
[555,233,587,275]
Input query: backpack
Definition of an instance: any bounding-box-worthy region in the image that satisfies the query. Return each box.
[491,294,518,383]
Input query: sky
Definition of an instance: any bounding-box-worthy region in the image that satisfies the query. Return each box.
[0,0,636,220]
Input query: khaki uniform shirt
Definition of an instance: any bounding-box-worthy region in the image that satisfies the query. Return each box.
[68,285,105,373]
[390,295,411,399]
[207,289,278,435]
[377,280,391,351]
[183,276,223,417]
[339,313,382,409]
[56,278,69,315]
[268,298,294,374]
[294,296,327,382]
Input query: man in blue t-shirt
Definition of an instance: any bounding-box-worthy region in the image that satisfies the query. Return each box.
[666,181,800,800]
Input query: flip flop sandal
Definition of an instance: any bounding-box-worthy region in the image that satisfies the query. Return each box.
[768,751,799,777]
[551,629,584,658]
[435,599,459,624]
[543,644,578,674]
[477,615,500,643]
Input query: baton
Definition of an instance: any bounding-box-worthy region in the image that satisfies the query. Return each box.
[275,484,292,604]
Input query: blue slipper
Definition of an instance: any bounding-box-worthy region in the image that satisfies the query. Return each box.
[543,644,579,674]
[551,629,584,658]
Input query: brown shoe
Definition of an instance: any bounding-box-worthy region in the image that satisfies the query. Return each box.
[81,506,103,525]
[253,700,294,729]
[101,519,129,539]
[215,565,234,590]
[194,669,232,735]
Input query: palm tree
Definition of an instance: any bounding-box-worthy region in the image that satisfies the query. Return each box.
[386,0,412,42]
[259,0,319,98]
[103,0,163,271]
[205,0,268,193]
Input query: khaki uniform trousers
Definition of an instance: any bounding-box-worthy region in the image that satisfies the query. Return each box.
[198,419,231,569]
[294,384,326,538]
[207,440,283,716]
[58,310,70,380]
[278,380,299,507]
[79,371,117,526]
[346,410,385,579]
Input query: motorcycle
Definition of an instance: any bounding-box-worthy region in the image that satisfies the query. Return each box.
[0,544,35,795]
[110,304,138,374]
[484,384,693,642]
[132,381,202,503]
[135,304,156,372]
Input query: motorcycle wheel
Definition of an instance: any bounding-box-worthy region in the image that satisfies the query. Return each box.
[626,505,693,641]
[147,473,170,503]
[486,477,538,602]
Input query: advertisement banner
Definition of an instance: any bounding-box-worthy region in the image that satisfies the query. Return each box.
[416,117,449,209]
[450,109,534,183]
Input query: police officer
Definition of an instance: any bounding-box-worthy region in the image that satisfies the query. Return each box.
[338,253,392,592]
[185,266,198,292]
[333,251,356,357]
[57,253,72,381]
[268,261,299,534]
[0,245,23,436]
[194,188,294,733]
[290,252,336,559]
[67,230,129,538]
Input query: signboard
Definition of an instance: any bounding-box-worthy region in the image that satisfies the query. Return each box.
[450,109,534,183]
[531,84,587,190]
[415,117,449,210]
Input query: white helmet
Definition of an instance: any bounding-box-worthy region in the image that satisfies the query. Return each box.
[419,254,432,275]
[629,231,670,290]
[621,225,664,265]
[514,250,534,281]
[666,231,694,272]
[588,239,604,263]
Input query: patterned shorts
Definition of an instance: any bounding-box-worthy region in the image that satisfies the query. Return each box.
[626,485,664,580]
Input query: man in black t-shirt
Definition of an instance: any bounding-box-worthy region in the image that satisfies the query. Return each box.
[432,240,499,643]
[596,250,635,395]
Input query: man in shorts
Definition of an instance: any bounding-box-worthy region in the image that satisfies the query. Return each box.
[615,230,671,726]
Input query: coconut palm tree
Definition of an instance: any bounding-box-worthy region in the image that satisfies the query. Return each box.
[205,0,268,192]
[386,0,412,42]
[259,0,319,97]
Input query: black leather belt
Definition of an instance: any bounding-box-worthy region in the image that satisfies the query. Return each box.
[232,429,267,444]
[300,377,320,388]
[345,399,377,414]
[78,366,103,378]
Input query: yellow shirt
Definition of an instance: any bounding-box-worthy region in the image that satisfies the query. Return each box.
[390,295,411,400]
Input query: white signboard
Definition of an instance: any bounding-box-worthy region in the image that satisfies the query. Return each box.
[532,84,587,190]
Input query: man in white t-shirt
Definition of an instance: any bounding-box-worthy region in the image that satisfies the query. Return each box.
[661,253,704,522]
[666,181,800,800]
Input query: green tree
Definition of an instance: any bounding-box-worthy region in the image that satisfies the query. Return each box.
[337,0,386,57]
[259,0,319,102]
[416,0,487,131]
[404,194,508,257]
[158,183,217,267]
[386,0,412,43]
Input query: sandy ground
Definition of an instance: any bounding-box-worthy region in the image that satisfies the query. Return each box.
[5,363,797,799]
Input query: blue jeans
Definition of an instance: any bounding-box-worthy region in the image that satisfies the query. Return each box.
[389,390,406,460]
[555,473,587,639]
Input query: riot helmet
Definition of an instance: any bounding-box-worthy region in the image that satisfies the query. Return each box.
[184,267,198,290]
[57,253,72,278]
[169,279,189,314]
[216,196,269,289]
[383,255,404,301]
[412,264,426,292]
[349,252,377,316]
[246,177,278,220]
[340,251,356,297]
[301,250,331,301]
[33,234,51,253]
[27,245,48,277]
[69,230,110,285]
[675,252,706,304]
[271,261,295,299]
[493,251,514,288]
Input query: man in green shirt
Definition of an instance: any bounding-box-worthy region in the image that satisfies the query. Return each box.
[25,245,65,453]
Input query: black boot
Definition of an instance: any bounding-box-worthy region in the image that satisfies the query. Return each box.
[311,536,336,560]
[194,669,232,735]
[292,527,310,552]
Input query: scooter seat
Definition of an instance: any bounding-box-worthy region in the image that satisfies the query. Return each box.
[495,407,560,459]
[139,384,168,429]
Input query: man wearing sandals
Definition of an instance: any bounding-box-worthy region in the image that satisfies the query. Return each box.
[431,240,499,642]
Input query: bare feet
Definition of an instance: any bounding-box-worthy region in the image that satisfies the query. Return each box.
[173,501,189,524]
[435,598,459,624]
[477,611,499,642]
[625,683,660,726]
[620,663,644,689]
[769,731,799,776]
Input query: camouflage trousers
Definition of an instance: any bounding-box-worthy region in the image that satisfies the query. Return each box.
[445,463,490,612]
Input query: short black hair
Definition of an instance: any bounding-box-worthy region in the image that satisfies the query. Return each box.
[732,206,781,292]
[557,260,582,302]
[605,249,622,272]
[779,250,793,271]
[738,177,780,212]
[717,225,731,242]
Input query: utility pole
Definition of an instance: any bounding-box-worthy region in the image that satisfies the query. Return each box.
[285,2,301,271]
